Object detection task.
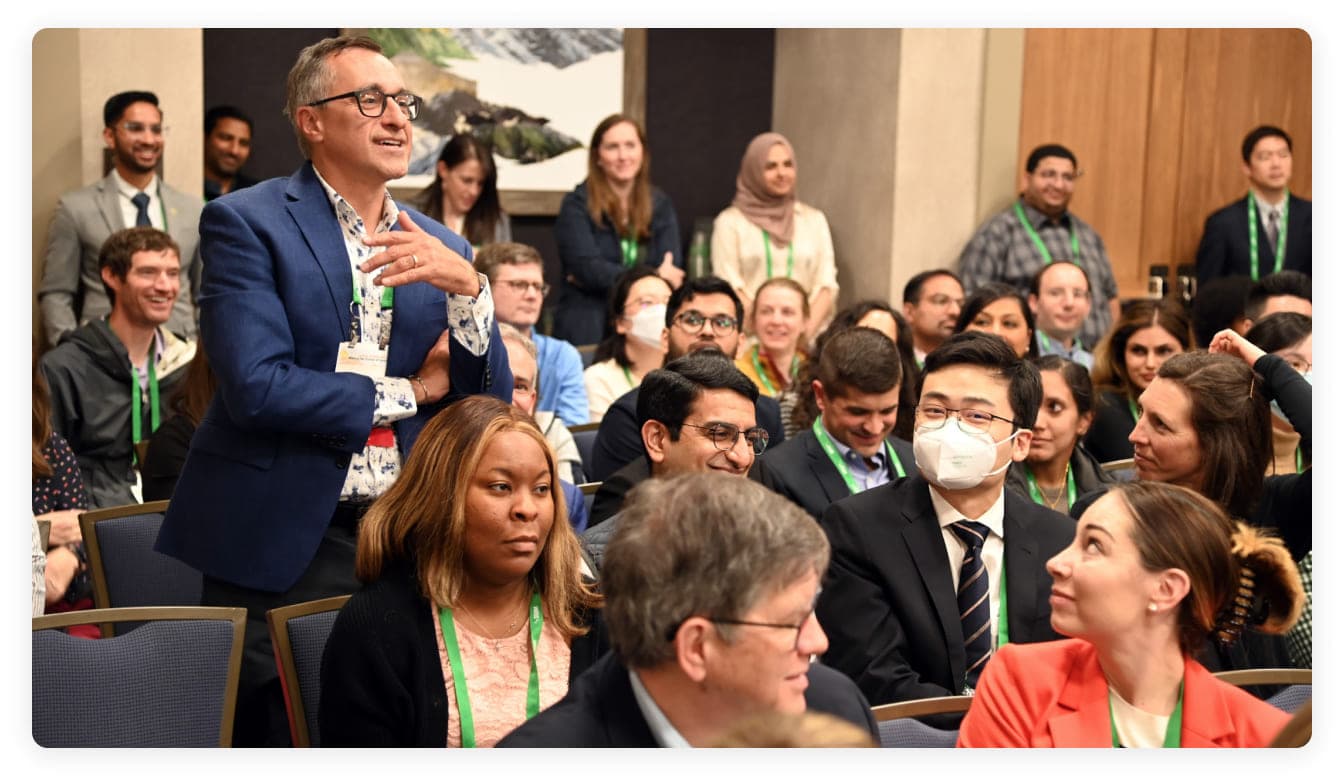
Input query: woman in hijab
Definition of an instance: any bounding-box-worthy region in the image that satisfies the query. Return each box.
[711,132,838,341]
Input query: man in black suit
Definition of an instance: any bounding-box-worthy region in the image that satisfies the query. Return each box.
[586,276,783,487]
[580,352,765,573]
[758,326,914,521]
[817,331,1074,708]
[1196,125,1311,285]
[499,473,878,747]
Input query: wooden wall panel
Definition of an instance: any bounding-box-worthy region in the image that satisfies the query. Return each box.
[1019,28,1310,299]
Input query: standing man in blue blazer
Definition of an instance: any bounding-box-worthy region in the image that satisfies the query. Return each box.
[154,35,512,746]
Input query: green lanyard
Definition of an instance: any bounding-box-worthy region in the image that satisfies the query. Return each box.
[762,230,794,279]
[1127,396,1141,424]
[1109,681,1183,748]
[1014,201,1080,264]
[438,592,543,748]
[621,364,636,390]
[1246,192,1289,281]
[750,345,799,397]
[129,359,160,463]
[350,278,395,347]
[1295,446,1305,474]
[619,232,640,268]
[811,417,905,494]
[1024,464,1076,510]
[351,279,395,310]
[997,575,1009,648]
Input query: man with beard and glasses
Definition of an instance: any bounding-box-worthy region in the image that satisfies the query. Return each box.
[588,274,784,497]
[39,91,202,348]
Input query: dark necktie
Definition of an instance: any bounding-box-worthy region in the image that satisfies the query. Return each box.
[950,520,993,688]
[1266,207,1280,251]
[131,192,152,227]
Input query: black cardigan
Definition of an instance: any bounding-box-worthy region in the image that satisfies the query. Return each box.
[318,560,608,747]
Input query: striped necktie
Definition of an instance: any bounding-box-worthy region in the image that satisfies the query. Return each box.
[950,519,993,688]
[131,192,152,227]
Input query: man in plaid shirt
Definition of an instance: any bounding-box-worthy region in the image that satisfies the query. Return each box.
[957,144,1119,350]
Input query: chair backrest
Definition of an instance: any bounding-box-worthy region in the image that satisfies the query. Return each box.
[1099,457,1136,474]
[80,500,203,636]
[267,595,351,748]
[33,606,246,747]
[1213,668,1312,714]
[575,343,597,368]
[871,695,973,748]
[570,422,601,480]
[578,481,602,521]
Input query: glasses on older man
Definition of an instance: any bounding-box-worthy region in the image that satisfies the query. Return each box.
[307,88,423,121]
[668,589,822,650]
[500,279,550,297]
[682,422,769,455]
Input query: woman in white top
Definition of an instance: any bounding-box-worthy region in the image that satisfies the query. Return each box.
[712,132,838,340]
[582,267,673,423]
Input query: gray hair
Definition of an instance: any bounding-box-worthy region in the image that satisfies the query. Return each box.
[498,322,538,360]
[603,473,829,669]
[283,35,382,157]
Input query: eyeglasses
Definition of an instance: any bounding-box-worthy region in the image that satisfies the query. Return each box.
[673,310,738,335]
[668,589,822,650]
[117,121,165,136]
[682,422,769,455]
[916,403,1016,433]
[1036,168,1083,184]
[307,88,423,121]
[922,294,964,308]
[500,279,550,297]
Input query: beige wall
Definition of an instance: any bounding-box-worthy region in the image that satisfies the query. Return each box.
[773,28,1003,311]
[31,28,202,337]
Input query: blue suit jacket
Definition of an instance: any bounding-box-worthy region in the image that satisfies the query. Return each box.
[155,163,512,592]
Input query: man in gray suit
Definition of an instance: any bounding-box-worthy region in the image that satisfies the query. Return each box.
[39,90,202,348]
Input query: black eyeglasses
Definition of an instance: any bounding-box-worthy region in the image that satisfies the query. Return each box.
[682,422,769,455]
[308,88,423,121]
[500,279,550,297]
[667,589,822,650]
[673,310,739,335]
[916,403,1016,433]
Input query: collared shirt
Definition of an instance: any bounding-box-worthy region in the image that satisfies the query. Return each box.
[929,486,1007,647]
[1253,192,1287,236]
[958,197,1119,349]
[628,670,691,748]
[529,327,591,428]
[1034,330,1094,370]
[816,422,892,491]
[312,167,495,502]
[110,169,165,231]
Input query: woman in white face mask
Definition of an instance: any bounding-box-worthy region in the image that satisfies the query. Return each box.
[582,267,673,423]
[1243,313,1311,476]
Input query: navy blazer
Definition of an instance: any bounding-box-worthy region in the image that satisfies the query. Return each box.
[817,475,1074,707]
[155,163,512,592]
[1195,193,1311,284]
[497,650,878,747]
[757,426,917,522]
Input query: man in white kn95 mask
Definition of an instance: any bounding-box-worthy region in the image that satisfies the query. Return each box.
[815,330,1075,722]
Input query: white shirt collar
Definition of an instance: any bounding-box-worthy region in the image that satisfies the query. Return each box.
[111,167,158,200]
[928,483,1006,540]
[628,670,691,748]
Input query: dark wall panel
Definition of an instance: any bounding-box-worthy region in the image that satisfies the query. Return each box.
[645,28,775,254]
[203,29,337,181]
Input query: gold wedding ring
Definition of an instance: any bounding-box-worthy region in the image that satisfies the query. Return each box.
[411,253,419,268]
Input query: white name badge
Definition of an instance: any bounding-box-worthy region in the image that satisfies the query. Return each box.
[334,341,388,379]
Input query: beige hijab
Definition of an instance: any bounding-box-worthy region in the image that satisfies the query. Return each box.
[731,132,797,245]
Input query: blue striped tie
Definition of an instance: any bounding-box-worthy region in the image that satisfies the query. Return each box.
[950,520,993,688]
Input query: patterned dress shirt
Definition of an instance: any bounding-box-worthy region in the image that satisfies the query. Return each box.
[958,198,1118,349]
[313,169,494,502]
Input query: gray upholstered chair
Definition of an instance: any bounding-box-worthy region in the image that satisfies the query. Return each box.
[871,695,973,748]
[266,594,351,747]
[32,606,246,747]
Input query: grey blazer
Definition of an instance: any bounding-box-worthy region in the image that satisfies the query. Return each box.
[39,172,203,347]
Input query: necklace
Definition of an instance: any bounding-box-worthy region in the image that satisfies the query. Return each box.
[455,601,527,652]
[1036,481,1067,509]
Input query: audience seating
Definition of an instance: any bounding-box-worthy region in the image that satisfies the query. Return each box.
[578,481,601,521]
[571,422,601,480]
[80,500,202,637]
[32,606,246,747]
[1213,668,1312,714]
[266,595,351,748]
[871,695,972,748]
[576,343,598,368]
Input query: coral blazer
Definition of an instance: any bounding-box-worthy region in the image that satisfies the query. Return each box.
[957,638,1292,747]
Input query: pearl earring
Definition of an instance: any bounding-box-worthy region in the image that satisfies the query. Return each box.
[1147,602,1158,612]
